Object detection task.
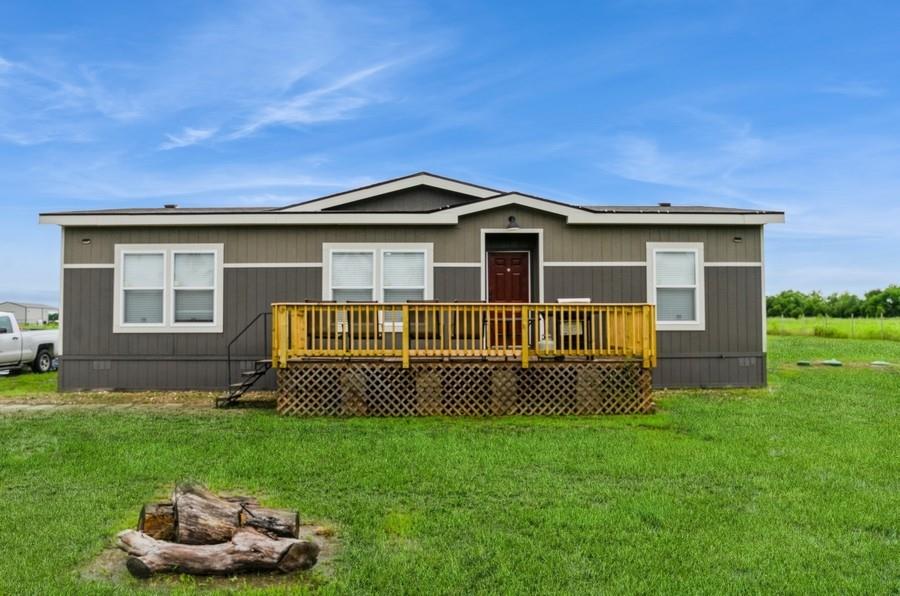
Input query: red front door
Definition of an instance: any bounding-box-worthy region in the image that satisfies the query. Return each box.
[487,252,530,302]
[487,252,529,346]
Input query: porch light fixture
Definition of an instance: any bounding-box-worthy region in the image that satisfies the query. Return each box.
[506,215,520,229]
[81,238,92,245]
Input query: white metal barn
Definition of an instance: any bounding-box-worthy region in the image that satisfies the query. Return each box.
[0,302,58,324]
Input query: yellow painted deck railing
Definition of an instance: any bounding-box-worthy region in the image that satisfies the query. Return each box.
[271,302,657,369]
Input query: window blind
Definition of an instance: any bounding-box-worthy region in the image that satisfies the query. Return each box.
[383,252,425,287]
[332,252,373,288]
[175,289,214,322]
[657,288,696,321]
[124,289,163,324]
[384,289,425,303]
[123,253,164,324]
[655,252,696,286]
[123,254,163,288]
[174,253,214,287]
[332,289,374,302]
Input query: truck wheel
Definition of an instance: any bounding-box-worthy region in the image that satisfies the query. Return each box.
[33,350,53,374]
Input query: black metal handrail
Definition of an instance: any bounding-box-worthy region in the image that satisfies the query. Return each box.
[224,311,271,386]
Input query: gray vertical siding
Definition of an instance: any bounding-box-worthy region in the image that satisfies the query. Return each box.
[60,267,320,391]
[653,355,766,389]
[543,264,765,388]
[657,266,763,355]
[64,210,762,265]
[434,267,481,301]
[59,212,767,391]
[543,266,647,303]
[655,266,764,387]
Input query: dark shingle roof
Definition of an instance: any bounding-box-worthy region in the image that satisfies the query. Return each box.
[42,204,783,216]
[39,172,784,217]
[581,205,783,215]
[44,207,278,215]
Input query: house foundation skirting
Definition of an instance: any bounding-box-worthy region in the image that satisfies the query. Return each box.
[276,360,653,417]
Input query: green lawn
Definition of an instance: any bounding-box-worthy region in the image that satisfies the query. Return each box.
[1,337,898,594]
[769,316,900,341]
[0,370,58,395]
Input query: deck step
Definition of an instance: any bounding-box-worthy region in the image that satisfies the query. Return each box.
[218,360,273,408]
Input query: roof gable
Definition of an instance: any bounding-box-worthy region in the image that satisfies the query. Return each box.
[279,172,501,212]
[322,185,483,213]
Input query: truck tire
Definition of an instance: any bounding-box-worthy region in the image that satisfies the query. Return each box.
[32,349,53,374]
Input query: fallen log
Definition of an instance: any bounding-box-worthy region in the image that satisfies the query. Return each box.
[170,483,299,543]
[117,528,319,578]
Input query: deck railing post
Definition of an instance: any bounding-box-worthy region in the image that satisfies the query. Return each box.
[279,305,289,367]
[271,305,278,365]
[521,304,530,368]
[401,304,410,368]
[641,305,651,368]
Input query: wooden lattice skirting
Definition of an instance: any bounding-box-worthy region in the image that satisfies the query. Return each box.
[277,361,653,416]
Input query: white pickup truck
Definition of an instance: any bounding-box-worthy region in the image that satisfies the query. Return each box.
[0,311,59,374]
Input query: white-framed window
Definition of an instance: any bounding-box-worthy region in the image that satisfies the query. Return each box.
[646,242,705,331]
[114,244,223,333]
[382,250,427,304]
[323,243,433,304]
[330,251,375,302]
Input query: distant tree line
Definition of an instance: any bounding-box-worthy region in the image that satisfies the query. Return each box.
[767,286,900,318]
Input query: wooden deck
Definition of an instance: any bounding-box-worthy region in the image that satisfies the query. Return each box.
[271,303,657,417]
[271,302,657,368]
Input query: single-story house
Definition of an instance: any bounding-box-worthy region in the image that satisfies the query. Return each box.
[40,172,783,415]
[0,301,58,325]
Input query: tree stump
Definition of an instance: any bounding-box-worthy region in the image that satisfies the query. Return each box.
[138,503,175,541]
[137,483,301,544]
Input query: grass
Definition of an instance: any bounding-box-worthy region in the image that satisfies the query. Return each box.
[20,322,59,330]
[0,370,58,395]
[769,316,900,341]
[1,337,898,594]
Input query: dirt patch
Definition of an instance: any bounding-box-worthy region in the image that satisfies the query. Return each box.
[0,391,275,413]
[81,523,339,591]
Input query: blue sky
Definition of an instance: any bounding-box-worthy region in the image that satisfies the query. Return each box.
[2,0,899,305]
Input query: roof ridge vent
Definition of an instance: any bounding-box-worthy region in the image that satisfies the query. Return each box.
[164,203,178,209]
[658,202,672,207]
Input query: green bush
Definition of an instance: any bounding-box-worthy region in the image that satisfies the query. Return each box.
[812,325,843,338]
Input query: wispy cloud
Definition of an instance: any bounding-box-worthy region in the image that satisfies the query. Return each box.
[600,130,767,200]
[818,81,886,98]
[0,54,141,144]
[29,156,367,203]
[0,1,441,149]
[159,127,217,150]
[227,62,393,139]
